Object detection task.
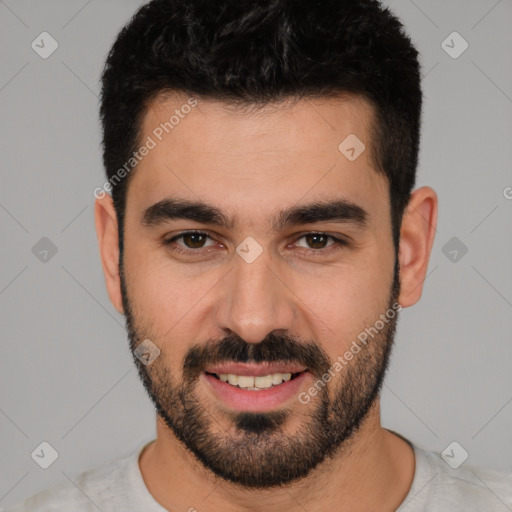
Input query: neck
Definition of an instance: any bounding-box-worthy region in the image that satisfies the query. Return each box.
[139,401,415,512]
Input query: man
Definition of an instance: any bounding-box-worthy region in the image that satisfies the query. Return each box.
[7,0,511,510]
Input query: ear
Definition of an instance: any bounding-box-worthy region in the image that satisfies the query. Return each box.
[94,194,124,314]
[398,186,438,308]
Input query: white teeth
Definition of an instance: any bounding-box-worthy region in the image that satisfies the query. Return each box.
[216,372,298,389]
[254,375,273,389]
[271,373,284,385]
[237,375,254,388]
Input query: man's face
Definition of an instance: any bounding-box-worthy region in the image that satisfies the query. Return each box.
[120,93,399,487]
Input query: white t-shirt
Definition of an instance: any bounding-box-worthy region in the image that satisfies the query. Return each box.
[3,434,511,511]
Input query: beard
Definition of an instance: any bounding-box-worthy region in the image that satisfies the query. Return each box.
[120,257,401,489]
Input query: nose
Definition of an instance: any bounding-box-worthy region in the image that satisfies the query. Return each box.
[214,245,296,344]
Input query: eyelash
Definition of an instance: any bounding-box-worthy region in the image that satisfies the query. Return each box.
[162,230,349,257]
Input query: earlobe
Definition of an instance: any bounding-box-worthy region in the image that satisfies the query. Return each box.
[397,186,438,308]
[94,195,124,315]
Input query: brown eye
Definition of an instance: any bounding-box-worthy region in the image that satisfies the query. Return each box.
[180,232,209,249]
[292,232,348,255]
[295,233,335,250]
[164,231,216,253]
[303,233,332,249]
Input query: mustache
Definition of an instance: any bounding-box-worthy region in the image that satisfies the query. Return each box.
[182,331,332,382]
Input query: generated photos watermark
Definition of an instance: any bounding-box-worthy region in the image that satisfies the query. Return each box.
[93,97,198,200]
[298,301,402,404]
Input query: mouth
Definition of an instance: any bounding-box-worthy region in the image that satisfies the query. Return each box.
[201,363,310,412]
[205,370,307,391]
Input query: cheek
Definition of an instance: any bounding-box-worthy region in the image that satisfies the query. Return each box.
[294,254,394,358]
[124,247,222,352]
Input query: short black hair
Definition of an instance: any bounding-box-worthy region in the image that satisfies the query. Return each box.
[100,0,422,255]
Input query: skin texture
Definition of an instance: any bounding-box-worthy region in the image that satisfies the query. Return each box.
[95,92,437,511]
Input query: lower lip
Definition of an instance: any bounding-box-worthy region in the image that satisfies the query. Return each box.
[202,371,309,412]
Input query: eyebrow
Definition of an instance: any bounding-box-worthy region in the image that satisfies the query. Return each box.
[141,197,368,231]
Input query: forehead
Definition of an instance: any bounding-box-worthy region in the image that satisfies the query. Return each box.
[143,91,374,157]
[127,91,389,227]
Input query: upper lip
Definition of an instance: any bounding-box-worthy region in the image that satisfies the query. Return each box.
[204,362,307,377]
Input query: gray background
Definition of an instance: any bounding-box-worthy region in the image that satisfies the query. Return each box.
[1,0,511,508]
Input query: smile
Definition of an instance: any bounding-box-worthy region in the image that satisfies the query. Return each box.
[205,371,307,390]
[201,364,310,412]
